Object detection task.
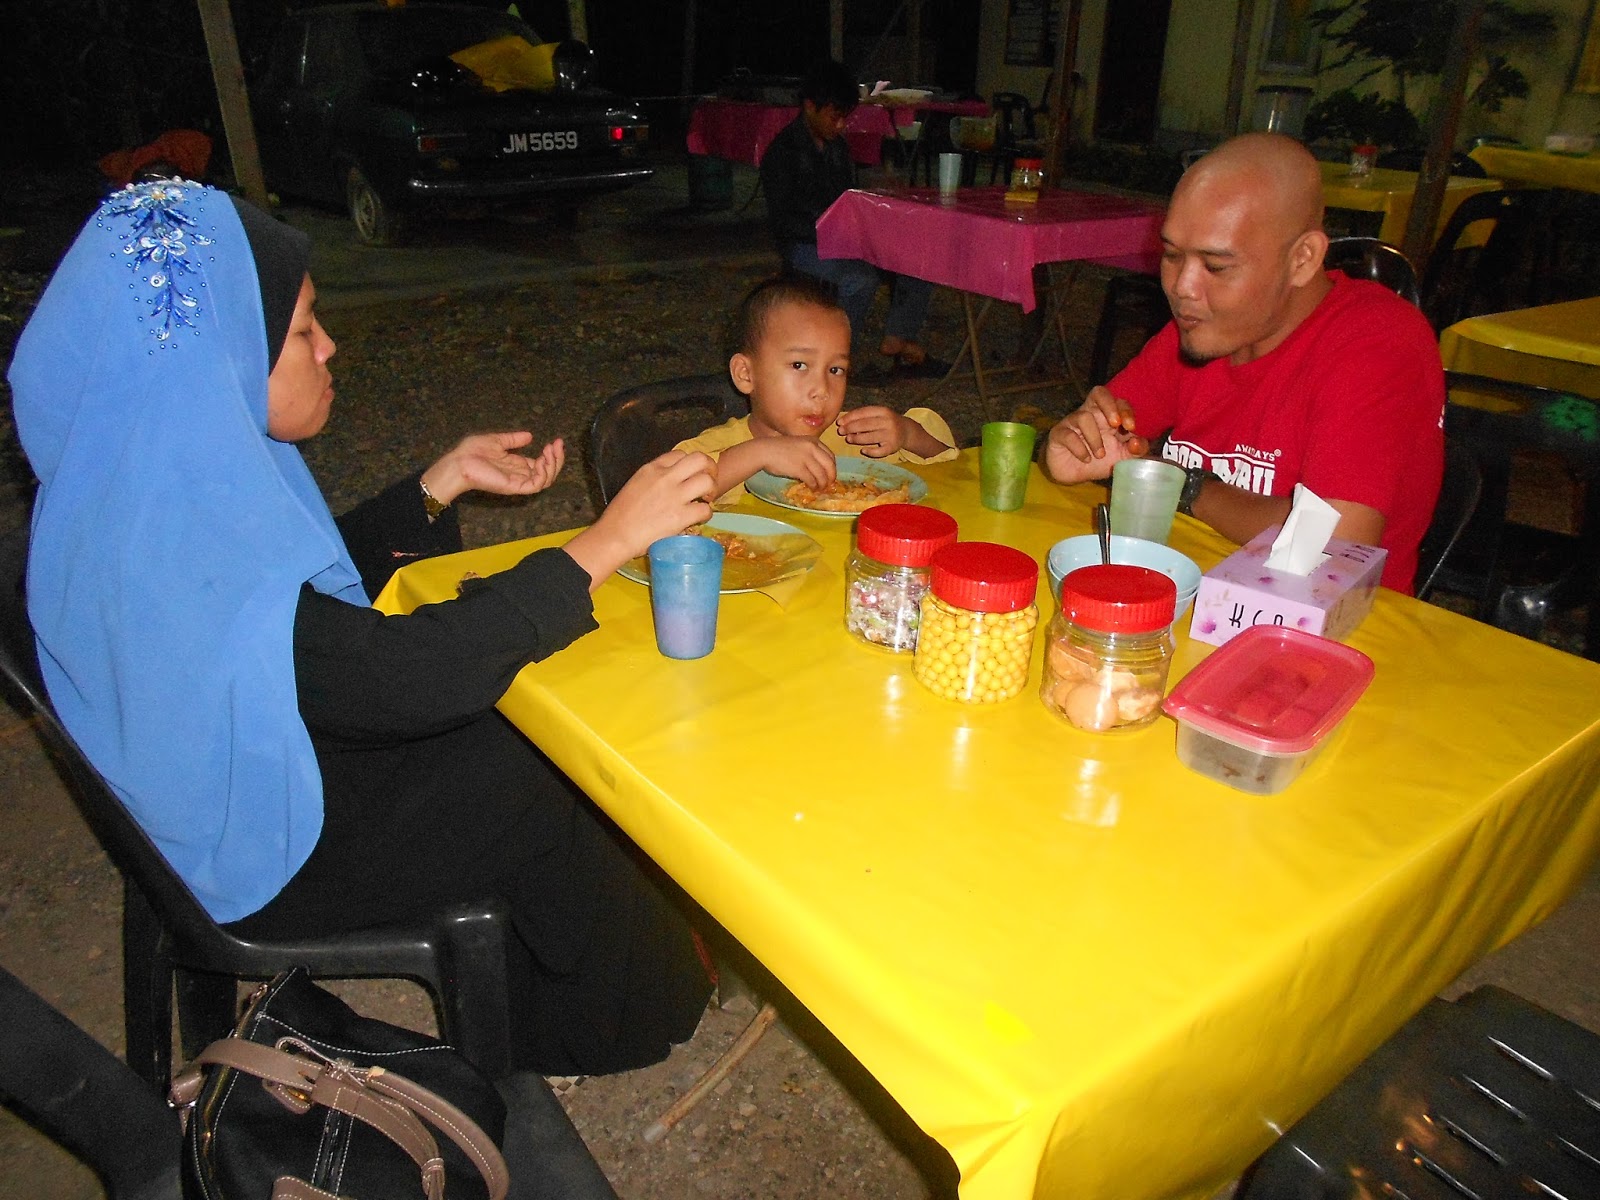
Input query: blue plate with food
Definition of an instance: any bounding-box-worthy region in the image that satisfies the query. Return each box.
[746,457,929,516]
[618,513,822,593]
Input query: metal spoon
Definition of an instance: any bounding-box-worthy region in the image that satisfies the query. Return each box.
[1095,503,1112,565]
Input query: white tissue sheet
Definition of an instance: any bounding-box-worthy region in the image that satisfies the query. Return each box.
[1265,484,1339,575]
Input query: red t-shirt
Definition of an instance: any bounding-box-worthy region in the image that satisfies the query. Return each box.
[1110,273,1444,593]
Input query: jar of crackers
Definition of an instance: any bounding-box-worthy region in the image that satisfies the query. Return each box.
[845,505,959,653]
[1041,565,1176,733]
[913,542,1039,703]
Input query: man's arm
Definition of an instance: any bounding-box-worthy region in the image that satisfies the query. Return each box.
[1186,476,1386,546]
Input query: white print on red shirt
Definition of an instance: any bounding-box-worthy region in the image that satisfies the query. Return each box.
[1162,438,1279,495]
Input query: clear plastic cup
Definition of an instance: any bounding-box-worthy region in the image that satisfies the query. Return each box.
[938,152,962,195]
[1109,458,1185,543]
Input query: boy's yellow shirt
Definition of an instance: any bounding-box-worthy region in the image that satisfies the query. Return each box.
[675,409,959,505]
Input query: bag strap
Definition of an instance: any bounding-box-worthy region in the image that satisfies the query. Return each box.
[193,1040,508,1200]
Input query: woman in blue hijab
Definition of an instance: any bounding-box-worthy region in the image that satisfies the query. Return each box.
[10,180,718,1075]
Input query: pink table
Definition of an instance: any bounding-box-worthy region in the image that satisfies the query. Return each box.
[815,186,1164,312]
[686,98,989,169]
[817,186,1166,417]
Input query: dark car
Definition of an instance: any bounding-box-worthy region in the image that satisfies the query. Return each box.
[253,2,651,244]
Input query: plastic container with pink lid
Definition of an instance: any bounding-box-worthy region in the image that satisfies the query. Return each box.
[1161,625,1375,794]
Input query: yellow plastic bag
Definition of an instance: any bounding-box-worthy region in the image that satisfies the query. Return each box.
[449,35,557,92]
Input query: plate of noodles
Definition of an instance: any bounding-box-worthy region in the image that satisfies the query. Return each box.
[618,513,822,593]
[746,457,928,516]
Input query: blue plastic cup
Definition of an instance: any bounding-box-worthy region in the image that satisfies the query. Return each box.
[647,535,724,659]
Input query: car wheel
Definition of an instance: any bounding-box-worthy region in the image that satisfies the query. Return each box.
[346,166,409,246]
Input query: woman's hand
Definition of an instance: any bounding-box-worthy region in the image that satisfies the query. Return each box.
[421,432,565,506]
[564,451,719,590]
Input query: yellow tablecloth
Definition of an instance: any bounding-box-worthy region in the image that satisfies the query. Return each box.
[1319,161,1501,247]
[1468,144,1600,193]
[378,453,1600,1200]
[1440,296,1600,399]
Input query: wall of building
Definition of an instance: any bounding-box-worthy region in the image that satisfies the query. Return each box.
[974,0,1600,150]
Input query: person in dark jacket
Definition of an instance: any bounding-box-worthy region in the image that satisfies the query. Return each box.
[10,179,718,1076]
[760,59,938,377]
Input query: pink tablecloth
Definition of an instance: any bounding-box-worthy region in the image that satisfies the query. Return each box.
[685,98,988,168]
[815,187,1166,311]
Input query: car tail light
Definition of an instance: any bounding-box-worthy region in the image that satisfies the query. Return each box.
[608,126,624,142]
[416,133,468,154]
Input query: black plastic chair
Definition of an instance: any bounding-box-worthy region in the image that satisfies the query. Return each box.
[0,963,181,1200]
[589,373,745,504]
[1324,236,1422,308]
[971,92,1043,186]
[1086,273,1170,387]
[1414,438,1483,602]
[0,528,517,1090]
[1373,148,1489,178]
[1419,188,1556,331]
[1435,371,1600,656]
[1238,985,1600,1200]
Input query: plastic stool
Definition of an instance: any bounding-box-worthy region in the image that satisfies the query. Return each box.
[1239,986,1600,1199]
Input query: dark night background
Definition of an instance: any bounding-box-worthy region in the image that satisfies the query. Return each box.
[0,0,980,172]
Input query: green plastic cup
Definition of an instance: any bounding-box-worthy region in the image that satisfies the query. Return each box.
[980,421,1037,511]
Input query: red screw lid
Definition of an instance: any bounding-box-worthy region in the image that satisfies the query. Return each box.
[928,542,1039,613]
[855,504,958,567]
[1061,565,1176,633]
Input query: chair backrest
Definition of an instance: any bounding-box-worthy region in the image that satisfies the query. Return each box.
[1373,148,1488,178]
[0,529,229,950]
[1414,437,1483,601]
[1419,188,1554,330]
[990,92,1036,144]
[1324,236,1422,307]
[588,374,746,504]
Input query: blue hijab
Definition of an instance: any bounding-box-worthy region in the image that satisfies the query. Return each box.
[9,181,367,923]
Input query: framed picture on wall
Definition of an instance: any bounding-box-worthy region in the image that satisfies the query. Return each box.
[1005,0,1057,68]
[1261,0,1319,75]
[1573,0,1600,93]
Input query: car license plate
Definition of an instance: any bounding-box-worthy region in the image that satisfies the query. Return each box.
[501,130,578,154]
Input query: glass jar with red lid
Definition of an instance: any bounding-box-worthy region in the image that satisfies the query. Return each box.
[913,542,1039,703]
[1042,564,1176,732]
[845,504,959,652]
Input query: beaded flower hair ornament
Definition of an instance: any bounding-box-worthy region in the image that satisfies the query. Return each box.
[98,177,213,347]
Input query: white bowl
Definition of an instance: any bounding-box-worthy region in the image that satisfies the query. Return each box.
[1046,535,1202,617]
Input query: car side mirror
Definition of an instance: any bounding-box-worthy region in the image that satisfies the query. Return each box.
[552,40,594,91]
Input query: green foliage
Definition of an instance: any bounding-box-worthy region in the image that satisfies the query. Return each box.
[1303,88,1423,148]
[1308,0,1556,112]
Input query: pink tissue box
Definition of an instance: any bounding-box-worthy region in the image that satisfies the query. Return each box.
[1187,525,1386,648]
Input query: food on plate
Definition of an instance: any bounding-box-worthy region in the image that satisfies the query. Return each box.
[782,477,911,512]
[627,523,821,590]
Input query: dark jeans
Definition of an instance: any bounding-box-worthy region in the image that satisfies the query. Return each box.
[783,242,932,345]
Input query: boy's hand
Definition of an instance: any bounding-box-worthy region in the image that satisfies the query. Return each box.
[758,436,838,489]
[836,406,908,458]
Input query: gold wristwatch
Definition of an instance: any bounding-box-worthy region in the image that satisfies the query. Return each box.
[419,477,449,523]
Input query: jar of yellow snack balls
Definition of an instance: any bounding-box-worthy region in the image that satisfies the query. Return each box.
[1042,565,1176,733]
[845,504,958,652]
[913,542,1039,703]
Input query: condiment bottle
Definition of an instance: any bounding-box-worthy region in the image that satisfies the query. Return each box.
[1041,564,1176,733]
[913,542,1039,703]
[845,504,959,652]
[1013,158,1043,191]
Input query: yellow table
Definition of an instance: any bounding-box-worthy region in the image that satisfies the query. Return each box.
[1440,296,1600,399]
[378,453,1600,1200]
[1319,161,1501,247]
[1468,144,1600,193]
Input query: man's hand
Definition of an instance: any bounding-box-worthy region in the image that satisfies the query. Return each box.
[565,451,719,590]
[421,432,564,505]
[1043,387,1149,484]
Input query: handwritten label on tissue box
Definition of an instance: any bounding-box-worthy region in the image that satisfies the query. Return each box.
[1188,525,1386,647]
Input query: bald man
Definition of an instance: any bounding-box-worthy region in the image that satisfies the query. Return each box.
[1045,133,1444,593]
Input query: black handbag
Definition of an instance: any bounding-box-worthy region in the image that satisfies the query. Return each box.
[171,968,509,1200]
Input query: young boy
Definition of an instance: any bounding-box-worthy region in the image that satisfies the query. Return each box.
[676,275,957,504]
